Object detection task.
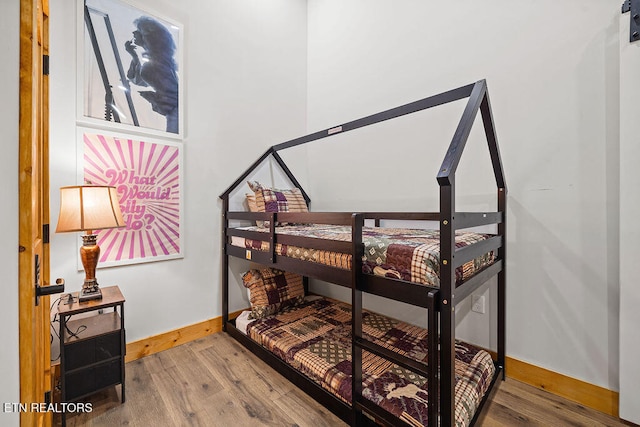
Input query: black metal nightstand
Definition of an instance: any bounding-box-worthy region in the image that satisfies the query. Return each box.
[58,285,125,426]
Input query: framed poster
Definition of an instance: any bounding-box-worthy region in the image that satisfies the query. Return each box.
[79,0,183,137]
[79,128,183,267]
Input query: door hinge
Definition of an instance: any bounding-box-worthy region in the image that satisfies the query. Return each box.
[43,54,49,75]
[623,0,631,13]
[43,224,49,244]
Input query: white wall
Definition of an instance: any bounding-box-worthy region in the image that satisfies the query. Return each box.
[306,0,621,392]
[0,1,20,425]
[618,12,640,425]
[49,0,308,342]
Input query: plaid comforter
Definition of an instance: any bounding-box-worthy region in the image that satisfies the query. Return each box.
[231,224,495,287]
[246,297,496,427]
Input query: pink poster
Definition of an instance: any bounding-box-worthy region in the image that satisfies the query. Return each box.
[82,131,182,265]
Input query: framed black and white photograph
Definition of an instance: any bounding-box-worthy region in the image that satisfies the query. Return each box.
[79,0,183,137]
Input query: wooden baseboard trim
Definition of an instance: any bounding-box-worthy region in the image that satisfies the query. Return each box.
[506,356,619,418]
[124,316,618,418]
[125,309,246,363]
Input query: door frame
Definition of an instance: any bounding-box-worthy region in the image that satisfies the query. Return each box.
[18,0,52,426]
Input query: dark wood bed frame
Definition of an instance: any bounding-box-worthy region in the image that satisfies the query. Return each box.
[219,79,507,426]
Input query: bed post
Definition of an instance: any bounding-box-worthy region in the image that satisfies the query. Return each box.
[497,188,507,378]
[439,181,456,426]
[222,195,229,331]
[435,80,488,426]
[480,89,507,379]
[427,289,440,425]
[351,213,364,426]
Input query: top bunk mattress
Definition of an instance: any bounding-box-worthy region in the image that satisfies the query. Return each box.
[230,224,495,287]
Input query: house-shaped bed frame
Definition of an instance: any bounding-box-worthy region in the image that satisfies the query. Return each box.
[220,79,506,426]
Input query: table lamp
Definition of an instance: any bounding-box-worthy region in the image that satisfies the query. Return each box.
[56,185,126,301]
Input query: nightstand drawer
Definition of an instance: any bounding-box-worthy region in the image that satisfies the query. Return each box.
[65,359,122,400]
[64,331,121,371]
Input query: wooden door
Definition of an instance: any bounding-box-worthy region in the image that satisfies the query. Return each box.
[19,0,51,426]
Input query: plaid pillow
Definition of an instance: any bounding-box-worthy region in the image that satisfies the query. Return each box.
[247,181,308,227]
[241,268,305,319]
[245,193,265,227]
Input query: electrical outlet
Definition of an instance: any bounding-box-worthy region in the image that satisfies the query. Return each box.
[471,295,485,314]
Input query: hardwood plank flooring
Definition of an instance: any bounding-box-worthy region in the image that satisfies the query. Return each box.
[55,332,635,427]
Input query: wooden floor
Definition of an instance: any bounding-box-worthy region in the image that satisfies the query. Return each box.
[56,332,633,427]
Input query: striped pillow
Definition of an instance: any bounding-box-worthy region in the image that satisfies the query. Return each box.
[245,193,264,227]
[247,181,308,227]
[241,268,305,319]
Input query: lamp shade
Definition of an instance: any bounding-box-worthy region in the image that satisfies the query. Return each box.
[56,185,126,233]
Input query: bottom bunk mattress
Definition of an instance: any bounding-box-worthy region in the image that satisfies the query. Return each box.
[242,296,496,427]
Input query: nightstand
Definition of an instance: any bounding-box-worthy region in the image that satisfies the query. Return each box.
[58,285,125,426]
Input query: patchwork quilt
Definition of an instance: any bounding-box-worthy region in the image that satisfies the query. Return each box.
[231,224,496,287]
[246,297,496,427]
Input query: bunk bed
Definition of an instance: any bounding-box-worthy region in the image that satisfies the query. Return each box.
[219,79,507,426]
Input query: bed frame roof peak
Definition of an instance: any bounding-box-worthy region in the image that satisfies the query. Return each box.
[219,79,506,199]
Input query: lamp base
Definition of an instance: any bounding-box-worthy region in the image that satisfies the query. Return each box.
[79,286,102,302]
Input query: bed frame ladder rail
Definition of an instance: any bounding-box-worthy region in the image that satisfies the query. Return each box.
[352,212,440,426]
[352,293,440,426]
[351,213,365,426]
